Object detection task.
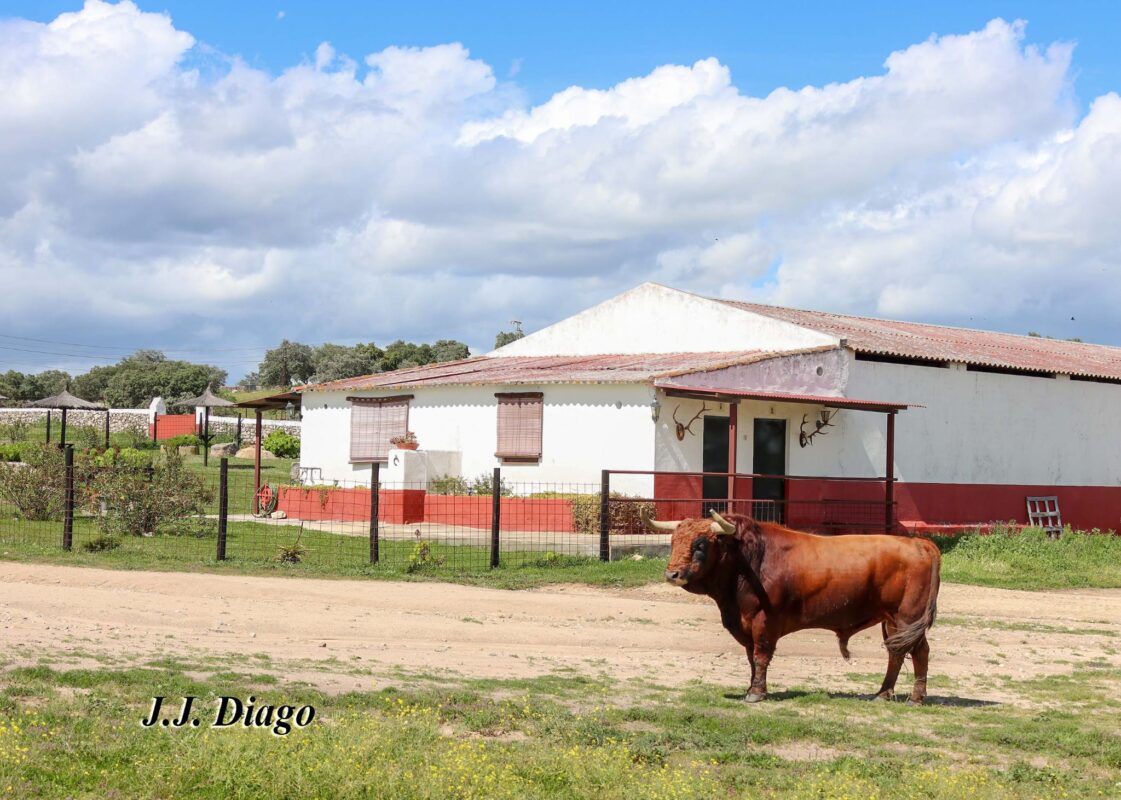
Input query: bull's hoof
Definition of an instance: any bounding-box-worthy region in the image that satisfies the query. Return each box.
[744,692,766,704]
[907,697,925,706]
[871,691,893,702]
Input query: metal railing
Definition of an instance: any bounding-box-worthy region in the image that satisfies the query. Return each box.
[602,468,897,536]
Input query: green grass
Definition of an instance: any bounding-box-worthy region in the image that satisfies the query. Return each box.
[4,496,1121,591]
[0,510,666,589]
[180,453,298,514]
[937,527,1121,590]
[2,658,1120,798]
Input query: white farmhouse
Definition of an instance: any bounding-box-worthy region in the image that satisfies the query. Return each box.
[297,283,1121,533]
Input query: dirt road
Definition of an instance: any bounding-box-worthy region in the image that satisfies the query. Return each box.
[2,563,1119,703]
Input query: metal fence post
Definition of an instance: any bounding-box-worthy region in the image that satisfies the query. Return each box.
[369,462,380,564]
[599,469,610,562]
[490,467,501,568]
[62,445,74,551]
[236,414,243,447]
[45,410,51,444]
[216,457,228,560]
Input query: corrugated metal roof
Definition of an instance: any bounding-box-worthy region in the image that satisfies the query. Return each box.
[306,351,777,392]
[718,300,1121,381]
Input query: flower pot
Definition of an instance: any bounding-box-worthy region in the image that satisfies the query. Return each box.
[394,442,419,451]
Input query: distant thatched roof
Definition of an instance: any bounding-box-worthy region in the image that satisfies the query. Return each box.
[27,390,104,410]
[179,385,235,408]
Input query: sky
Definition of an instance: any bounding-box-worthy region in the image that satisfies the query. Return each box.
[1,1,1120,381]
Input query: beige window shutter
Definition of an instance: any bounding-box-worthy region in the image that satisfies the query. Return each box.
[349,395,412,461]
[495,392,543,460]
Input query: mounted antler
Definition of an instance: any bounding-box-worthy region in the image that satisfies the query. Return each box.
[672,403,711,441]
[799,409,837,448]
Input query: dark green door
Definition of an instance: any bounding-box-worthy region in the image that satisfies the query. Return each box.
[702,416,729,511]
[752,419,787,522]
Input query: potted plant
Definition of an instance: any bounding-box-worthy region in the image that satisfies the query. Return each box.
[390,431,419,451]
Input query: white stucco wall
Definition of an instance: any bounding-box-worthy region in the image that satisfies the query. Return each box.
[653,394,865,477]
[490,283,837,356]
[845,358,1121,486]
[299,383,658,494]
[654,357,1121,487]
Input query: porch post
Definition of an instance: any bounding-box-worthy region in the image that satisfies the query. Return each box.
[727,401,738,508]
[203,406,211,466]
[885,411,896,533]
[253,410,263,513]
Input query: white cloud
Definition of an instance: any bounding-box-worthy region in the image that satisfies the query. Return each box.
[1,4,1118,377]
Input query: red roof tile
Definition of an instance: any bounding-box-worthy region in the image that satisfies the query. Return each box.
[719,300,1121,381]
[307,351,777,392]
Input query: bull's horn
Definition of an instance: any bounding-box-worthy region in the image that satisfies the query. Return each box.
[710,510,737,536]
[640,507,678,532]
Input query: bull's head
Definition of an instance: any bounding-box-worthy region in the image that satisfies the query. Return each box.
[642,509,736,587]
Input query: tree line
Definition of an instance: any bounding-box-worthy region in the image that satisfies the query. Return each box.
[0,327,525,408]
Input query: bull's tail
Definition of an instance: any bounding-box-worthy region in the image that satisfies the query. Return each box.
[884,544,941,655]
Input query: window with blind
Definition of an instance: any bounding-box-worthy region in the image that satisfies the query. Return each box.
[349,395,412,462]
[495,392,543,461]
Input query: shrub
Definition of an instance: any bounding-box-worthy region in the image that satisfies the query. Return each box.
[262,430,300,458]
[163,434,201,448]
[276,532,307,564]
[71,425,104,449]
[406,539,445,572]
[469,471,511,496]
[0,444,66,520]
[532,491,655,535]
[0,444,21,463]
[91,447,152,469]
[1,420,30,443]
[428,474,470,495]
[91,449,214,537]
[114,429,157,451]
[82,534,121,552]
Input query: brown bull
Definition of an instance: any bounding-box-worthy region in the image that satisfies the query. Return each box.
[645,510,940,703]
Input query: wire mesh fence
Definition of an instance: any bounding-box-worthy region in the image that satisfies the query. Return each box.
[0,450,644,573]
[0,450,898,577]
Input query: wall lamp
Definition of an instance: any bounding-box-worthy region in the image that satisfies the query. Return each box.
[649,398,662,422]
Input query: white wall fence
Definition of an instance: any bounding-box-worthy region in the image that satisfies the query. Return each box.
[0,408,300,438]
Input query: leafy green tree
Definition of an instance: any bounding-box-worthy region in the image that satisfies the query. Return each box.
[494,321,524,349]
[72,364,119,402]
[380,340,429,372]
[432,339,470,362]
[258,340,316,387]
[102,352,226,408]
[313,343,380,383]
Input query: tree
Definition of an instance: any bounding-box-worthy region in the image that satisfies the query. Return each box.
[494,321,524,349]
[432,339,470,363]
[236,372,260,391]
[72,364,119,403]
[258,340,316,387]
[103,355,226,408]
[312,343,380,383]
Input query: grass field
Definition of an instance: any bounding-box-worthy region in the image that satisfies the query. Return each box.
[936,527,1121,590]
[1,654,1119,799]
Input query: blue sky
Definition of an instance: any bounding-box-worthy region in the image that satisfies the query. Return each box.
[6,1,1120,105]
[1,2,1120,380]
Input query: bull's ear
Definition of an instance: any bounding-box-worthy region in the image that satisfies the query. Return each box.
[710,511,736,536]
